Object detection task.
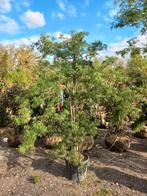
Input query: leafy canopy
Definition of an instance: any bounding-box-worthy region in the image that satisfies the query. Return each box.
[113,0,147,34]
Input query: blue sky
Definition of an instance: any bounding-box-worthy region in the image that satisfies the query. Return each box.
[0,0,145,55]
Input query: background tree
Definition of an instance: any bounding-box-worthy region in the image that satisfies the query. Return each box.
[0,45,37,126]
[113,0,147,34]
[116,38,142,58]
[112,0,147,56]
[127,55,147,132]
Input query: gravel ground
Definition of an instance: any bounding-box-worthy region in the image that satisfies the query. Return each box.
[0,128,147,196]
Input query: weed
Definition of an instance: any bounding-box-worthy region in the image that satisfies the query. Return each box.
[32,175,41,184]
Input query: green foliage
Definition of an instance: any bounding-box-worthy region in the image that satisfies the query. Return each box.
[127,55,147,89]
[0,46,36,90]
[1,31,146,166]
[112,0,147,54]
[103,80,136,129]
[102,56,119,66]
[8,68,33,88]
[116,38,143,58]
[113,0,147,34]
[32,175,41,184]
[94,188,112,196]
[127,55,147,130]
[0,45,37,126]
[95,62,139,131]
[131,100,147,132]
[14,32,108,165]
[12,99,31,126]
[19,120,48,154]
[0,86,24,126]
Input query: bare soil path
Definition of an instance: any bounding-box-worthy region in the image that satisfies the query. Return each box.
[0,128,147,196]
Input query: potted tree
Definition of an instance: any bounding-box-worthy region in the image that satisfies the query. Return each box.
[127,55,147,138]
[103,65,137,152]
[14,32,107,182]
[0,46,36,146]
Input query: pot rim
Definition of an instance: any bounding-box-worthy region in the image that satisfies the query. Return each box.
[65,153,89,166]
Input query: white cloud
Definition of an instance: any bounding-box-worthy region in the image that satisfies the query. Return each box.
[56,0,77,17]
[1,35,39,46]
[52,12,65,20]
[0,32,71,47]
[99,33,147,58]
[99,39,128,58]
[136,34,147,50]
[54,31,71,40]
[21,10,46,29]
[0,0,11,13]
[0,15,20,34]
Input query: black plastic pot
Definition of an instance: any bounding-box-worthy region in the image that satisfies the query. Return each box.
[65,153,89,183]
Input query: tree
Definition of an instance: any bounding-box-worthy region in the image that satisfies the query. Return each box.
[101,64,139,152]
[116,38,142,58]
[127,55,147,88]
[0,45,37,126]
[0,46,37,90]
[113,0,147,34]
[127,55,147,132]
[14,32,107,181]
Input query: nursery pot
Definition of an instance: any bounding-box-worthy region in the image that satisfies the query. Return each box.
[65,153,89,183]
[104,131,131,152]
[8,135,22,148]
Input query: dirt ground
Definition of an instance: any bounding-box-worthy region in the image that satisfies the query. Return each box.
[0,128,147,196]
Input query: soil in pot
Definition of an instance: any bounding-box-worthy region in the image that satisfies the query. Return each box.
[44,135,62,149]
[134,126,147,139]
[104,132,131,152]
[65,153,89,183]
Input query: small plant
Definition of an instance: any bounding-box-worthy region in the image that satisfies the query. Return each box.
[32,175,41,184]
[94,188,112,196]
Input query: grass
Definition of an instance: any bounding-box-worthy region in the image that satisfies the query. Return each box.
[32,175,41,184]
[94,188,112,196]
